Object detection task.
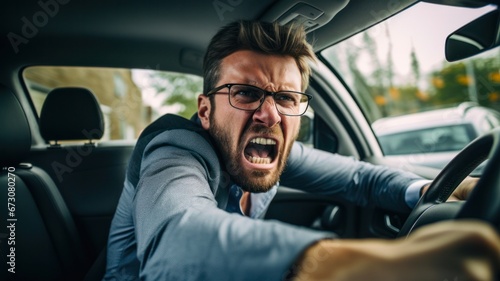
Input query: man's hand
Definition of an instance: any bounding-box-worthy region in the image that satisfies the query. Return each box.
[449,176,479,201]
[293,220,500,281]
[420,176,479,201]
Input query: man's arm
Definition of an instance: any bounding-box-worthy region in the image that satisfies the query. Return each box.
[292,220,500,281]
[133,131,333,280]
[282,145,497,280]
[282,142,424,213]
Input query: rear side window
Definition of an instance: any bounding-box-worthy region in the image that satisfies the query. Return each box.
[23,66,203,141]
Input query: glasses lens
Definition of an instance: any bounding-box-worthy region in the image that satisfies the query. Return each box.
[229,85,264,110]
[274,92,310,116]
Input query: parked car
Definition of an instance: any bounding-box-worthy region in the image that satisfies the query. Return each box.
[1,0,499,280]
[372,102,500,170]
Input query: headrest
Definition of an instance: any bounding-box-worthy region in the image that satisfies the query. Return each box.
[39,87,104,143]
[0,85,32,166]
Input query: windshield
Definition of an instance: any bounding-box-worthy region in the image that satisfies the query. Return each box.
[321,2,500,169]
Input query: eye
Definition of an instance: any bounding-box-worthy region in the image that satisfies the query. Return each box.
[275,92,299,104]
[231,86,262,101]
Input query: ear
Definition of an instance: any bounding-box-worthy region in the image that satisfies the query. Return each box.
[197,94,211,130]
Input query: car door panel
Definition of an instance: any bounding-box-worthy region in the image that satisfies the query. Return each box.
[357,156,441,239]
[266,186,358,238]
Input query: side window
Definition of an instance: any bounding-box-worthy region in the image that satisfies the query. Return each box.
[23,66,203,141]
[297,108,339,153]
[297,107,314,147]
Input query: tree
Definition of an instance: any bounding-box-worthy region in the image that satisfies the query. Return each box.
[410,44,420,85]
[430,57,500,111]
[144,71,203,119]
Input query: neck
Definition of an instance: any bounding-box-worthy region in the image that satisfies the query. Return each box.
[240,191,251,216]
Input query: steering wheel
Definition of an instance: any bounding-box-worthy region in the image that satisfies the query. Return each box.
[398,127,500,238]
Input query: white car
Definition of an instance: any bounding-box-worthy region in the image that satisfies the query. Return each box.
[373,103,500,170]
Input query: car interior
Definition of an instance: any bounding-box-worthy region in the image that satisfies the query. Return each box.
[1,0,500,280]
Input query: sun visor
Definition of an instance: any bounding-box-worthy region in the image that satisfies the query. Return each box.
[260,0,349,32]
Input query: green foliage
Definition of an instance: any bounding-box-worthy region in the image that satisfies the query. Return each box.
[431,58,500,111]
[147,71,203,119]
[431,62,470,104]
[326,33,500,123]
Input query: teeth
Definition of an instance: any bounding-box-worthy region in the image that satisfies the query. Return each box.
[248,156,271,164]
[250,138,276,145]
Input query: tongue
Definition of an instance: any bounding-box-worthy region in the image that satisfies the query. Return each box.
[245,143,271,158]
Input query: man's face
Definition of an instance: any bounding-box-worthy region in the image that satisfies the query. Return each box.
[198,50,303,193]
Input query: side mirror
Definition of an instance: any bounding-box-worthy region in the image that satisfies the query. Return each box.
[445,8,500,62]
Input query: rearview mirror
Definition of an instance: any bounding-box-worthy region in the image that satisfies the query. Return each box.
[445,8,500,62]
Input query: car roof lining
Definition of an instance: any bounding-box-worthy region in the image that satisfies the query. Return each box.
[1,0,498,75]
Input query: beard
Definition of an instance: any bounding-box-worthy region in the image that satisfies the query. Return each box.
[208,113,295,193]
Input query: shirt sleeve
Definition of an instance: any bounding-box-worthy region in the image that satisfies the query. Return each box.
[405,179,432,208]
[281,142,427,213]
[133,131,334,281]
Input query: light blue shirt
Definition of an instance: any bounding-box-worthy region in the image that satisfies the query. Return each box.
[226,184,278,218]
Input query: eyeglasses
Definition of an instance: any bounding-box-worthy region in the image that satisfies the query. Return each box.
[206,84,312,116]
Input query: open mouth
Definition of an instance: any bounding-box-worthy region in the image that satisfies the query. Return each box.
[244,137,277,165]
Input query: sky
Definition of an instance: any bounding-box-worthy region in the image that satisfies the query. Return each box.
[384,2,496,75]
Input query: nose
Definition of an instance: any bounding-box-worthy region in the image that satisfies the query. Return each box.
[252,95,281,127]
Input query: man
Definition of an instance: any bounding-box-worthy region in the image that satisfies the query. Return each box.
[104,21,499,280]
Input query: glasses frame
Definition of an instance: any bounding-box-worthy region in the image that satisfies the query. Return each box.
[206,83,312,116]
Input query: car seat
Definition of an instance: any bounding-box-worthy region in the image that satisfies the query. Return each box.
[37,87,110,281]
[0,84,89,281]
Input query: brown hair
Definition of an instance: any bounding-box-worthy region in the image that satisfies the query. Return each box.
[203,20,316,95]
